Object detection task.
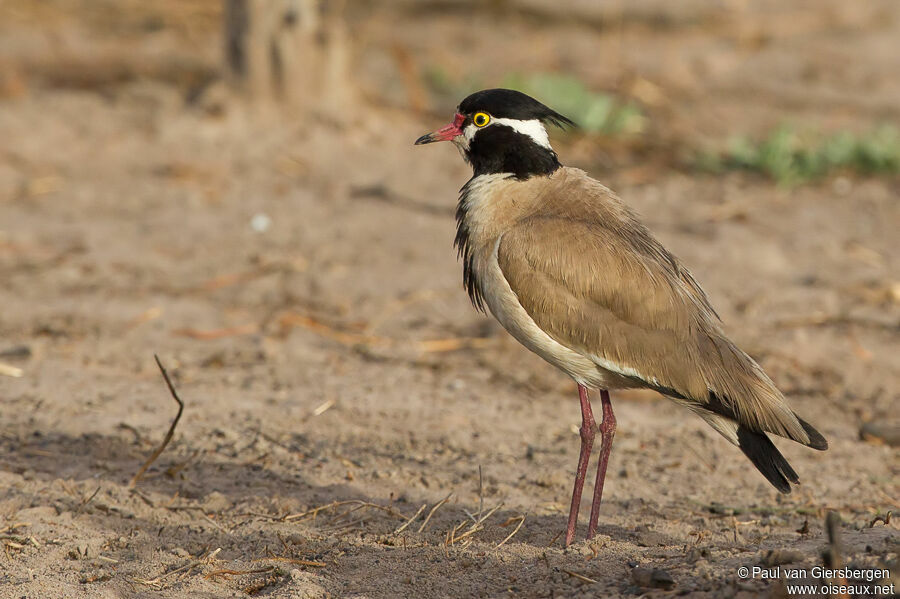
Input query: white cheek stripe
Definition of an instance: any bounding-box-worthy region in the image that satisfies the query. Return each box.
[464,118,552,149]
[492,118,551,149]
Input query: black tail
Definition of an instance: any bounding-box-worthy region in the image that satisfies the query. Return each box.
[736,427,800,493]
[795,414,828,450]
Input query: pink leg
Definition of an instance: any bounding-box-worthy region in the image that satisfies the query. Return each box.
[565,384,596,547]
[587,389,616,539]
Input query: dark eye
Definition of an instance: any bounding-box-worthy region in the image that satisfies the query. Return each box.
[473,112,490,127]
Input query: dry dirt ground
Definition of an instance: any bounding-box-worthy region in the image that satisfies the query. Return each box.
[0,1,898,598]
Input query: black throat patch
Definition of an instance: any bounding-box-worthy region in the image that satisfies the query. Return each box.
[465,125,561,179]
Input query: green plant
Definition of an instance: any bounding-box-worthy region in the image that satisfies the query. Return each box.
[697,125,900,185]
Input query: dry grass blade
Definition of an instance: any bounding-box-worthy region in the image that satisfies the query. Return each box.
[204,566,274,580]
[417,493,452,533]
[446,503,503,546]
[279,313,383,347]
[284,501,338,522]
[495,515,525,549]
[131,547,222,588]
[773,313,898,331]
[129,355,185,488]
[172,324,258,339]
[416,338,493,353]
[195,261,298,292]
[284,500,407,523]
[311,399,336,417]
[0,522,30,535]
[477,465,484,519]
[73,486,101,515]
[253,557,326,568]
[278,312,491,354]
[394,503,427,534]
[126,306,163,329]
[547,530,564,548]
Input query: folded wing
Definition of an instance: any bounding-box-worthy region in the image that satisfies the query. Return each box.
[496,214,821,450]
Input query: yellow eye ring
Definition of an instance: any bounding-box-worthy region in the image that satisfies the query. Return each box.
[473,112,490,127]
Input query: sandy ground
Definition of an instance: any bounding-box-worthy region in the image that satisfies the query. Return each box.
[0,1,897,597]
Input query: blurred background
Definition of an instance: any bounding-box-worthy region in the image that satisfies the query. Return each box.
[0,1,897,597]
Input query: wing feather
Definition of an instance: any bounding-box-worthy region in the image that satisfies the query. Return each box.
[496,214,809,444]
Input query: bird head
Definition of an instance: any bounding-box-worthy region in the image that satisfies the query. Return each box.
[415,88,575,179]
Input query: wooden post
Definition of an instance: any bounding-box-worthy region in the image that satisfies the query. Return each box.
[223,0,328,107]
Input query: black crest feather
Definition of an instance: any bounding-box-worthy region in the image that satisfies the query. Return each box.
[458,89,576,129]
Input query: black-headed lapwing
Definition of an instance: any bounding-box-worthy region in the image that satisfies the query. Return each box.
[415,88,827,546]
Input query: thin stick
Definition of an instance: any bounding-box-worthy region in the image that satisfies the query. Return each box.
[284,501,339,522]
[204,566,274,580]
[417,493,452,533]
[495,515,525,549]
[131,547,221,588]
[73,486,101,515]
[0,522,30,535]
[393,504,426,534]
[446,503,503,546]
[129,355,185,488]
[278,312,491,354]
[563,569,598,584]
[252,557,326,568]
[284,500,406,523]
[172,324,258,339]
[477,465,484,519]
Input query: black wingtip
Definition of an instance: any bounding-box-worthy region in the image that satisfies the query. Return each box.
[796,415,828,450]
[737,427,799,494]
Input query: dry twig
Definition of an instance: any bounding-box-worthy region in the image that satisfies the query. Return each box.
[131,547,222,589]
[278,312,491,354]
[204,566,274,580]
[495,515,525,548]
[393,503,427,534]
[172,324,258,339]
[446,503,503,546]
[563,569,598,584]
[418,493,452,533]
[285,500,406,523]
[253,557,326,568]
[0,522,30,535]
[129,355,185,488]
[547,530,563,548]
[73,486,101,515]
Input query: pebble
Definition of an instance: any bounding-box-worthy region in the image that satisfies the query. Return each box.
[631,566,675,590]
[250,212,272,233]
[203,491,232,513]
[860,421,900,447]
[761,549,805,566]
